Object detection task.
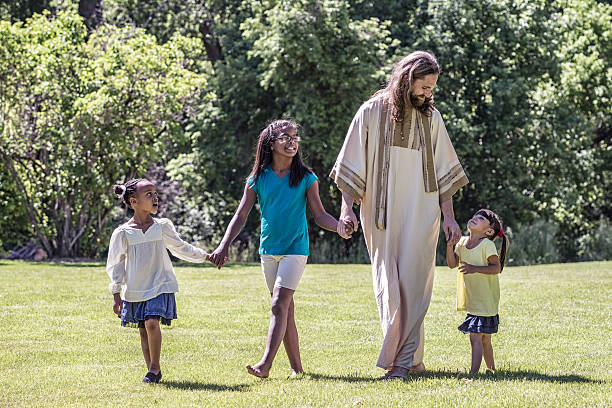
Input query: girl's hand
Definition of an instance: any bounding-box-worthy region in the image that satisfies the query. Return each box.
[337,219,353,239]
[459,262,476,274]
[209,245,229,269]
[447,234,460,247]
[112,293,122,316]
[340,209,359,234]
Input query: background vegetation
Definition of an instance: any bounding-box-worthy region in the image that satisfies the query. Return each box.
[0,0,610,264]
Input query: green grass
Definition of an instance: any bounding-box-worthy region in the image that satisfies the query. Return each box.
[0,260,610,407]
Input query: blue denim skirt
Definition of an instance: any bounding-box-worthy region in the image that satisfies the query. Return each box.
[458,314,499,334]
[121,292,177,328]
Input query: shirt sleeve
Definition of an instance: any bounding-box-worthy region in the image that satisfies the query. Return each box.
[106,228,127,294]
[483,239,499,261]
[305,172,318,190]
[247,176,258,194]
[160,218,207,262]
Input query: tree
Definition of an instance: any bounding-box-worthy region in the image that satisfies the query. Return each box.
[0,11,210,257]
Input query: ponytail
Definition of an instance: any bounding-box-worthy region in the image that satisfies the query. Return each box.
[498,230,509,273]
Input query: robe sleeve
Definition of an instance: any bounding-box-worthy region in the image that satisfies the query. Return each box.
[106,228,127,294]
[329,102,369,204]
[431,110,469,202]
[160,218,208,262]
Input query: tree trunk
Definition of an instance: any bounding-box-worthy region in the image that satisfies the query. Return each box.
[78,0,104,30]
[0,154,54,256]
[199,18,223,65]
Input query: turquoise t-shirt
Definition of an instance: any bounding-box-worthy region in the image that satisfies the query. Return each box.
[248,166,318,255]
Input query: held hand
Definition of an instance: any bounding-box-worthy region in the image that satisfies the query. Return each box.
[459,262,476,274]
[340,208,359,234]
[443,217,461,244]
[208,245,229,270]
[112,293,122,317]
[337,219,353,239]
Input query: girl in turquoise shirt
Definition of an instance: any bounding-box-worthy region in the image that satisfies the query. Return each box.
[209,119,352,378]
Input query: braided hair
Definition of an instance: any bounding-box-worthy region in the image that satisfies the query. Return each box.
[248,120,312,188]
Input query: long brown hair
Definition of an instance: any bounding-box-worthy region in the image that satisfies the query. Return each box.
[248,120,312,188]
[372,51,440,120]
[475,209,510,273]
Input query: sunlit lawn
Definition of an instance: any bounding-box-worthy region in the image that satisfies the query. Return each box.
[0,260,610,407]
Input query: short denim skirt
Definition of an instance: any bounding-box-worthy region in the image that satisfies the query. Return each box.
[458,314,499,334]
[120,292,177,328]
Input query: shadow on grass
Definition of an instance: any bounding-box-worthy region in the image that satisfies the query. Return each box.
[0,260,102,268]
[172,261,261,269]
[308,369,601,384]
[160,380,251,392]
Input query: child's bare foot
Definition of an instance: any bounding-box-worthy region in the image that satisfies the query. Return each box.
[246,363,270,378]
[290,370,304,378]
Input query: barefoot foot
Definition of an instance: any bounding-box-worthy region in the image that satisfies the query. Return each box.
[290,370,304,378]
[409,362,426,374]
[246,364,270,378]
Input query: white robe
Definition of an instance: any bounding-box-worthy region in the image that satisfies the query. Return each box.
[331,96,468,370]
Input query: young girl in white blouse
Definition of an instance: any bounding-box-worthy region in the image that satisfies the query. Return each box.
[106,178,211,383]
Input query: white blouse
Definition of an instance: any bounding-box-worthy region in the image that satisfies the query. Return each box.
[106,218,207,302]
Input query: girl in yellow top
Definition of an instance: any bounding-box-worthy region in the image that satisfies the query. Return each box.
[446,209,509,374]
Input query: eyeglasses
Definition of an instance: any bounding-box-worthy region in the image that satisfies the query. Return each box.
[275,134,301,144]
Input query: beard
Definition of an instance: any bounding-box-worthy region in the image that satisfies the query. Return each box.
[410,92,431,108]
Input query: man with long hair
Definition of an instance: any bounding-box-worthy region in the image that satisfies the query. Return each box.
[330,51,468,379]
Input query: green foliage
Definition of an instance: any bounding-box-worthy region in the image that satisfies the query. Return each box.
[416,0,560,228]
[170,0,393,256]
[0,11,210,257]
[525,0,611,259]
[0,0,609,263]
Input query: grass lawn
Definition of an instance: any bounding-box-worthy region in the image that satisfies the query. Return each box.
[0,260,610,407]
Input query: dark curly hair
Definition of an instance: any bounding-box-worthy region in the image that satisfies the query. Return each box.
[113,178,146,208]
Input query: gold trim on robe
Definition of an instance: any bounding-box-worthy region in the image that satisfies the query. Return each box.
[331,96,468,231]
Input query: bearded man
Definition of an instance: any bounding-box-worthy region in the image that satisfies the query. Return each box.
[331,51,468,379]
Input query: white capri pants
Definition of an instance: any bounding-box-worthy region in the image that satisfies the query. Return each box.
[260,254,308,292]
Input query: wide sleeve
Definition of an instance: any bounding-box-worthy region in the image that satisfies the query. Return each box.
[160,218,207,262]
[329,102,369,204]
[431,110,469,203]
[106,228,127,294]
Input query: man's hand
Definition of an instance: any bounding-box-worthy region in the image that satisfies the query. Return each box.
[337,219,354,239]
[442,216,461,245]
[340,208,359,235]
[112,293,122,317]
